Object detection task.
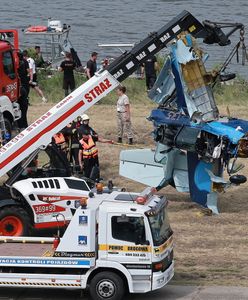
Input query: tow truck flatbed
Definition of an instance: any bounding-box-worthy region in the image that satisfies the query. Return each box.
[0,241,52,257]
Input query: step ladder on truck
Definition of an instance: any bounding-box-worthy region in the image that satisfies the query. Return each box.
[0,11,237,298]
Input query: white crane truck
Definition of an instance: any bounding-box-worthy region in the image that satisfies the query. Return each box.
[0,10,215,236]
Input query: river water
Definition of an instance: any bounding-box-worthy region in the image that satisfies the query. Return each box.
[1,0,248,77]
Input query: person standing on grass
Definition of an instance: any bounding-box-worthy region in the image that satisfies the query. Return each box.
[34,45,45,68]
[59,52,76,97]
[26,50,48,103]
[86,52,98,79]
[61,121,80,170]
[116,85,133,145]
[78,129,100,180]
[141,55,158,91]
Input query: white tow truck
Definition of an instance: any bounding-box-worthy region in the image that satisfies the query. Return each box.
[0,11,212,236]
[0,187,174,300]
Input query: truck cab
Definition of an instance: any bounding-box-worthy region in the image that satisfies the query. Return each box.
[54,186,174,298]
[96,188,174,293]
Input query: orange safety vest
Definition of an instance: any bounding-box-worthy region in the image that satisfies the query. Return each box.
[80,135,98,159]
[53,133,66,144]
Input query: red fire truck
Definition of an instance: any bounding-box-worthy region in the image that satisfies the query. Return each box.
[0,29,21,133]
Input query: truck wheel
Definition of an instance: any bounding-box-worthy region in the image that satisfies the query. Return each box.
[0,207,31,236]
[89,271,125,300]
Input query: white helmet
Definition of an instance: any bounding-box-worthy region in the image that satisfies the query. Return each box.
[81,114,90,121]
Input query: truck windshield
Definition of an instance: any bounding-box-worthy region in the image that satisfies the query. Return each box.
[147,206,172,246]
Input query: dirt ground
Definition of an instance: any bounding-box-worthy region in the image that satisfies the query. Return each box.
[21,102,248,286]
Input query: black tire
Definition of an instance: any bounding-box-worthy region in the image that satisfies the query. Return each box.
[0,206,31,236]
[89,271,125,300]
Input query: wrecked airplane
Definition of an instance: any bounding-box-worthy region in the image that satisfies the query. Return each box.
[120,21,248,214]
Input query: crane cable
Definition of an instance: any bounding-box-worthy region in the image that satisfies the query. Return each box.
[212,27,248,88]
[221,27,247,73]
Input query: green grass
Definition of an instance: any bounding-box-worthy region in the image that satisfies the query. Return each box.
[30,69,86,103]
[214,79,248,106]
[30,69,152,105]
[30,68,248,107]
[100,77,151,105]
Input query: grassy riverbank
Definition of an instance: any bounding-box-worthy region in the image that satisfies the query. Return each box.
[29,70,152,105]
[29,69,248,106]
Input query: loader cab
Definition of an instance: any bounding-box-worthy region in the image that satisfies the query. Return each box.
[0,42,18,102]
[7,143,71,184]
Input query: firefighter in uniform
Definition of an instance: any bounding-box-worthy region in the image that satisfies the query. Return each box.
[78,130,99,179]
[52,132,69,160]
[61,121,80,170]
[77,114,98,141]
[78,114,114,180]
